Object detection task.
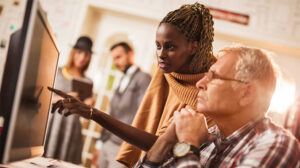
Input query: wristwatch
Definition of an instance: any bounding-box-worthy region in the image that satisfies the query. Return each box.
[173,142,200,158]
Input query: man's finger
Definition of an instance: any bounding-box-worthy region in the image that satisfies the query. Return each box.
[180,108,189,115]
[195,113,205,118]
[48,87,72,98]
[188,108,196,115]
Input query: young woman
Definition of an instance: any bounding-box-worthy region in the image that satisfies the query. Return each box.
[45,36,94,164]
[48,3,216,167]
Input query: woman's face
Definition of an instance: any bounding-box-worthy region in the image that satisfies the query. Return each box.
[73,49,91,69]
[155,23,195,74]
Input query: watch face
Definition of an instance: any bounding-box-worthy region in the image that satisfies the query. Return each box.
[173,142,190,157]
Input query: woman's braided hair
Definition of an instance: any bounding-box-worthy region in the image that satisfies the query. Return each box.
[160,2,216,73]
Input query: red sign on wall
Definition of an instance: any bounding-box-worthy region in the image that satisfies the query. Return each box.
[208,7,250,25]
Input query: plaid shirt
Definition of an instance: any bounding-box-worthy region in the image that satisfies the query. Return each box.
[134,117,300,168]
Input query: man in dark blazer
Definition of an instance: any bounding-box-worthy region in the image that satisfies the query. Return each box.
[93,42,151,168]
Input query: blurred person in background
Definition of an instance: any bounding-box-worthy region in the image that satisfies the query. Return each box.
[92,42,151,168]
[44,36,95,164]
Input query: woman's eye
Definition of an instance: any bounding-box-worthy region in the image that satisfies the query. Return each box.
[156,43,161,49]
[168,45,175,51]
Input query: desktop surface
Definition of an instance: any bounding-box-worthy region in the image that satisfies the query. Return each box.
[0,157,84,168]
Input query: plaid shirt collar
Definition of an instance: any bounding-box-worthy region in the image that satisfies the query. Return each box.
[206,115,266,153]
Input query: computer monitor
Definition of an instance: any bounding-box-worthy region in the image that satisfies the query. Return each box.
[0,0,59,163]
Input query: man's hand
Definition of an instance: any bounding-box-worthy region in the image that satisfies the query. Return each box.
[174,108,208,148]
[146,122,177,163]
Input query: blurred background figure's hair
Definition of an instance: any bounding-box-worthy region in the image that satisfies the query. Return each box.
[110,42,133,53]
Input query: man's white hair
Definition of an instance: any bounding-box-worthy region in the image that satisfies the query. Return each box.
[218,44,278,83]
[217,44,278,110]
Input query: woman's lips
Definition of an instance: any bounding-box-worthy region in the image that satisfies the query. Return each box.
[158,62,169,69]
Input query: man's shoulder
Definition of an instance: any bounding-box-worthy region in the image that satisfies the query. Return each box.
[135,68,151,76]
[241,118,300,167]
[253,118,299,148]
[132,68,151,81]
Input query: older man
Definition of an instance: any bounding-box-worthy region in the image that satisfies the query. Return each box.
[135,44,300,167]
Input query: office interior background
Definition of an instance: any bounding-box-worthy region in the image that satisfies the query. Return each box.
[0,0,300,167]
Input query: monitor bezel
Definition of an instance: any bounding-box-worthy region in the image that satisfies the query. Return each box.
[0,0,59,163]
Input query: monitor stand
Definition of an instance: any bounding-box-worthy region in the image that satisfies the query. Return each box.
[0,157,84,168]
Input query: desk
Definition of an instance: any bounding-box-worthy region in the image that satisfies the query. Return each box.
[0,157,85,168]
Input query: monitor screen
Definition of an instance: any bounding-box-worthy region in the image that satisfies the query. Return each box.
[0,0,59,163]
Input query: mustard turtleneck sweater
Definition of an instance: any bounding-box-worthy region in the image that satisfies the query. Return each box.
[116,69,214,167]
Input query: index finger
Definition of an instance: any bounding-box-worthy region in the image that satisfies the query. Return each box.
[48,86,72,98]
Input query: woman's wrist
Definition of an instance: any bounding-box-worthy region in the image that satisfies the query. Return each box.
[144,154,162,166]
[89,107,94,119]
[146,137,175,163]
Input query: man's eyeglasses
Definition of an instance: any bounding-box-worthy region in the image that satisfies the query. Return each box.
[204,71,248,84]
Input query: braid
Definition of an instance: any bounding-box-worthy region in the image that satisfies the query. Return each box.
[160,2,216,73]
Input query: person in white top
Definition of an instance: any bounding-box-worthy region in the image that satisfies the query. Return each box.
[92,42,151,168]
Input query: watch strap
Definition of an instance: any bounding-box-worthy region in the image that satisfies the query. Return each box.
[173,142,200,158]
[189,144,200,156]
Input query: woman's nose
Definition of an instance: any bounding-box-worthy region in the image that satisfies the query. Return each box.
[157,48,167,59]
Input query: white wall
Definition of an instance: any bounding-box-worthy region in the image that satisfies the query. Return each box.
[88,9,158,74]
[39,0,88,67]
[0,0,26,88]
[203,0,300,48]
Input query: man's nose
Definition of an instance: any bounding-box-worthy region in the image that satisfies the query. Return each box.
[196,77,207,90]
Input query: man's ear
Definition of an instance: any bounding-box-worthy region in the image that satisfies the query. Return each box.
[128,51,135,63]
[128,51,134,57]
[239,83,256,107]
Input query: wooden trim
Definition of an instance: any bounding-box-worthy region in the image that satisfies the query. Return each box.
[215,32,300,57]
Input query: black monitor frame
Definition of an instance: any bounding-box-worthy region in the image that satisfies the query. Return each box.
[0,0,59,163]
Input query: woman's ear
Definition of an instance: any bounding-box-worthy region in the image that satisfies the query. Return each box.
[191,41,199,55]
